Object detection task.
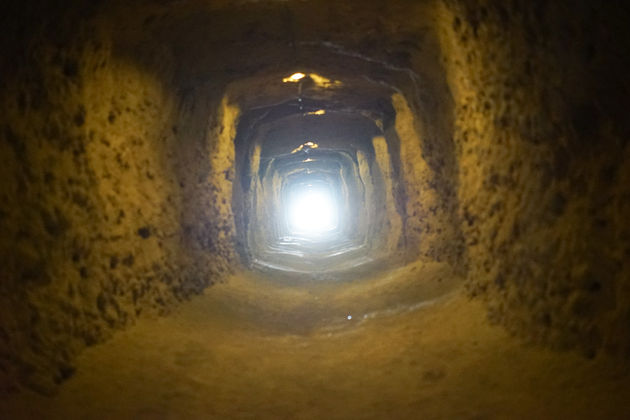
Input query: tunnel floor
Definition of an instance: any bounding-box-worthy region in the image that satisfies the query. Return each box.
[3,263,630,419]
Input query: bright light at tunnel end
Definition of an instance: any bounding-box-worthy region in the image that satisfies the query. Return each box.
[287,187,338,237]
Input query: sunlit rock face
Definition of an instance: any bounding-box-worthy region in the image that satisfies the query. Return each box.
[1,0,629,394]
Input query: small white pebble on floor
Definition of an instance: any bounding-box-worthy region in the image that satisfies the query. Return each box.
[347,315,352,320]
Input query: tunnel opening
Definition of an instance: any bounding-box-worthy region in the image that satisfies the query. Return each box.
[285,175,340,236]
[228,70,430,279]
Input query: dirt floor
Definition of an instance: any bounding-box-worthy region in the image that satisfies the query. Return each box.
[3,262,630,419]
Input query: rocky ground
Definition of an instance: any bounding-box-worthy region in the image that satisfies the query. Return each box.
[2,262,630,419]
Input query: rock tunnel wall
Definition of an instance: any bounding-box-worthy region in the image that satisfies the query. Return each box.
[1,0,629,394]
[437,0,630,357]
[0,2,233,393]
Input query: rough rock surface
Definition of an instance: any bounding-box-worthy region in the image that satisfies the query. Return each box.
[1,0,629,396]
[0,2,233,393]
[437,0,630,357]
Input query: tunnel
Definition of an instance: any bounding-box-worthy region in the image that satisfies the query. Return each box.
[1,0,630,418]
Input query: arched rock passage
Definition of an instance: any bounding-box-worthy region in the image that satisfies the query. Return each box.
[1,0,630,416]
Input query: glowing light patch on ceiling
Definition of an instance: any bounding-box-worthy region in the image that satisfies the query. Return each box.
[308,73,342,88]
[306,109,326,116]
[291,141,319,154]
[283,72,306,83]
[282,72,342,88]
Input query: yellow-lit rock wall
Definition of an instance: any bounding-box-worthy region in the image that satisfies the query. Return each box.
[2,0,630,395]
[435,0,630,357]
[372,136,403,255]
[392,93,461,265]
[0,7,229,393]
[186,94,239,263]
